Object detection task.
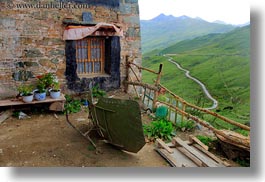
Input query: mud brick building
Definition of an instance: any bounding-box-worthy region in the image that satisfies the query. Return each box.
[0,0,142,99]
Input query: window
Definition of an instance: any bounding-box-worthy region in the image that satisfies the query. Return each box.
[76,37,105,75]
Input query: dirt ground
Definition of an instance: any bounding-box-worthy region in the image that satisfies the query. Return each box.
[0,91,236,167]
[0,108,172,167]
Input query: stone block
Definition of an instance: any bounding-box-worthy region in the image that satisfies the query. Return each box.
[41,38,64,46]
[21,37,34,45]
[126,27,140,37]
[39,59,57,70]
[49,49,65,56]
[0,18,15,28]
[125,0,138,3]
[123,15,139,25]
[120,4,132,14]
[82,12,93,22]
[24,62,39,67]
[24,48,43,58]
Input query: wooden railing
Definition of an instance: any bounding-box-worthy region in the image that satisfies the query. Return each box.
[124,60,250,150]
[124,57,162,110]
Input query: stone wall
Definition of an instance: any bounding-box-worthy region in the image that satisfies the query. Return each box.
[0,0,142,98]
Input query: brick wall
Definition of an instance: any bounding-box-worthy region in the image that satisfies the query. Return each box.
[0,0,142,99]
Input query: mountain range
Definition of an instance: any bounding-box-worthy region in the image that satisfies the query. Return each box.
[140,14,245,53]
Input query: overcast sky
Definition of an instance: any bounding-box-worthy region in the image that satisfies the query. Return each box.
[138,0,250,25]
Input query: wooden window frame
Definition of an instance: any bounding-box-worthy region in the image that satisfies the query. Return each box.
[75,37,106,76]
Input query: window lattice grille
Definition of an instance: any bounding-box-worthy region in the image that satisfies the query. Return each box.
[76,37,105,74]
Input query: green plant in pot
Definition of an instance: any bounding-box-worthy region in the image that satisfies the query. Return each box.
[35,80,46,101]
[49,82,61,99]
[17,84,34,103]
[37,73,55,89]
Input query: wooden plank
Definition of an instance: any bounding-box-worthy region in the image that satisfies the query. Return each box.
[0,95,66,107]
[193,144,225,166]
[156,147,197,167]
[173,137,222,167]
[177,147,203,167]
[155,148,179,167]
[0,110,12,124]
[155,139,174,154]
[189,135,209,151]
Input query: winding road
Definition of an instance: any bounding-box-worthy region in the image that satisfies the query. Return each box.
[167,57,218,110]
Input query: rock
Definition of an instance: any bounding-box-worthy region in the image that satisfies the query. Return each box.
[0,149,3,154]
[18,112,31,120]
[24,48,43,58]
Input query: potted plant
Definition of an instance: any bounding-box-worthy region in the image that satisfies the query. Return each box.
[49,82,61,99]
[36,73,55,90]
[34,80,46,101]
[17,84,34,103]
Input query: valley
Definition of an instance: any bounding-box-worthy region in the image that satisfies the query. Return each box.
[142,21,250,133]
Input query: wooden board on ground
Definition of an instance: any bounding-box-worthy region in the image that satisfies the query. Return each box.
[155,137,226,167]
[155,148,197,167]
[0,110,12,124]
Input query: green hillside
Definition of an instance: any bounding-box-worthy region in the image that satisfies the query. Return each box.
[140,14,236,53]
[161,25,250,55]
[142,26,250,130]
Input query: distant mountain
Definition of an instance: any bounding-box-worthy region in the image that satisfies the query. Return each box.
[213,20,228,24]
[160,25,250,55]
[140,14,237,53]
[237,22,250,27]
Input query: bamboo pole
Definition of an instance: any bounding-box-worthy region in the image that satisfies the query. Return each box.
[128,65,141,82]
[152,64,163,110]
[142,87,146,103]
[159,84,250,131]
[168,97,172,121]
[181,103,186,122]
[147,89,151,108]
[185,102,250,131]
[129,62,160,75]
[124,81,159,91]
[175,99,179,124]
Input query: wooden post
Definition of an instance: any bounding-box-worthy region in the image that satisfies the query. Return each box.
[128,75,139,98]
[125,55,130,93]
[175,99,179,124]
[181,102,186,122]
[142,87,146,103]
[168,97,172,121]
[152,64,163,111]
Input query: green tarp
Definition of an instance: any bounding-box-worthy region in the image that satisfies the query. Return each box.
[90,97,145,153]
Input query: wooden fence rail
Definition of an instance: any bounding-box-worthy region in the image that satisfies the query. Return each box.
[124,61,250,151]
